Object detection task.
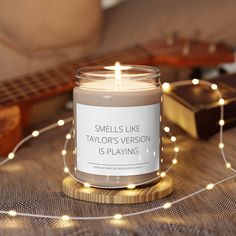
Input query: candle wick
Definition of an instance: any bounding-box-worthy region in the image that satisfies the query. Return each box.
[115,62,121,90]
[115,62,121,81]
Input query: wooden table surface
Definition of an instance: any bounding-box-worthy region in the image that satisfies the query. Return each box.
[0,109,235,236]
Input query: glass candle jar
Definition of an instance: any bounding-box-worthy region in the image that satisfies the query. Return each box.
[73,64,162,188]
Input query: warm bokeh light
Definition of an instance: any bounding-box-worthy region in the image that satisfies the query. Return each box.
[127,184,136,189]
[160,172,166,178]
[172,159,177,164]
[61,150,67,155]
[219,120,225,126]
[206,183,214,190]
[162,82,170,92]
[8,152,15,160]
[113,214,122,220]
[219,98,225,105]
[32,131,39,137]
[163,202,172,209]
[61,215,70,221]
[219,143,224,149]
[8,210,17,217]
[58,120,65,126]
[164,126,170,133]
[226,163,231,168]
[192,78,199,85]
[211,84,218,90]
[83,182,91,188]
[174,147,179,152]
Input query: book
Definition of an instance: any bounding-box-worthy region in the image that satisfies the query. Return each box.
[163,73,236,138]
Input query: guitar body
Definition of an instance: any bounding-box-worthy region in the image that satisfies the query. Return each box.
[0,95,69,156]
[0,105,22,156]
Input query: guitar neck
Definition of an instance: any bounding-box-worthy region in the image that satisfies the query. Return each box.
[0,45,151,107]
[0,38,234,107]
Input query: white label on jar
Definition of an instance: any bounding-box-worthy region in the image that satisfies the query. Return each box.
[76,103,160,176]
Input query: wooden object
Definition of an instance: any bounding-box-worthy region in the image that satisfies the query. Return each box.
[62,175,173,204]
[144,39,233,67]
[0,38,234,155]
[163,73,236,138]
[0,106,22,155]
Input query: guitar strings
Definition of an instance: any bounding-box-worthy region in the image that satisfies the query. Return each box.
[0,39,220,105]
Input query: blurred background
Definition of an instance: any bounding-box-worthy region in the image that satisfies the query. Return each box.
[1,0,236,81]
[1,0,236,152]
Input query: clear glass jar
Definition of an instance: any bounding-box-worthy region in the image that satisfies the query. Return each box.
[73,65,162,188]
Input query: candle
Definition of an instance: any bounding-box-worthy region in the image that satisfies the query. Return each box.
[73,63,162,188]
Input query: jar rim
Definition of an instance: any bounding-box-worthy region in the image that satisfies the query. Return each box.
[76,65,160,80]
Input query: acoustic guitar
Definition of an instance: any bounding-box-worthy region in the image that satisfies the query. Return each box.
[0,38,234,156]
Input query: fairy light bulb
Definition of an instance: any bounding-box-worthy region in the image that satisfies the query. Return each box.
[83,182,91,188]
[174,147,179,152]
[66,134,72,140]
[163,202,172,209]
[127,184,136,189]
[172,159,177,164]
[8,152,15,160]
[219,120,225,126]
[113,214,122,220]
[192,78,199,85]
[8,210,17,216]
[61,215,70,221]
[206,183,214,190]
[32,130,39,137]
[160,172,166,178]
[61,150,67,155]
[164,126,170,133]
[226,163,231,168]
[171,136,176,142]
[211,84,218,90]
[58,120,65,126]
[219,143,224,149]
[162,82,170,92]
[64,167,69,173]
[219,98,225,105]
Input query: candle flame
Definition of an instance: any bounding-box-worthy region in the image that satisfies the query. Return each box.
[115,62,121,81]
[104,62,132,89]
[104,64,131,71]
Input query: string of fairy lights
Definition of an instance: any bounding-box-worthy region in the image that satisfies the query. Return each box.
[0,79,235,222]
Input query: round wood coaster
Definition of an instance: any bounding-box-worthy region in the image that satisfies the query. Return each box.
[62,176,173,204]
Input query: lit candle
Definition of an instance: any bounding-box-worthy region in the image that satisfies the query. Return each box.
[73,63,162,188]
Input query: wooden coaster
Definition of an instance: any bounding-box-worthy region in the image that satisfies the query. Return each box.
[62,176,173,204]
